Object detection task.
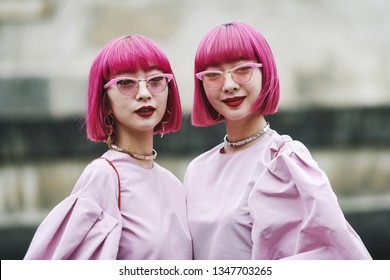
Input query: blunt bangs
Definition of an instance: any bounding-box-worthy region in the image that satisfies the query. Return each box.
[103,36,172,80]
[192,22,280,127]
[195,25,258,72]
[86,35,182,142]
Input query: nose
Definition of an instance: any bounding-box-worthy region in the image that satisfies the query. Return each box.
[135,81,152,101]
[222,72,239,93]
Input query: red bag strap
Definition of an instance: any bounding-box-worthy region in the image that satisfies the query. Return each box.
[99,157,121,209]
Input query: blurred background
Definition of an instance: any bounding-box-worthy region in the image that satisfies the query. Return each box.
[0,0,389,259]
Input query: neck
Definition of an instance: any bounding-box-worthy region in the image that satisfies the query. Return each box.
[114,129,155,168]
[223,115,268,152]
[225,115,267,142]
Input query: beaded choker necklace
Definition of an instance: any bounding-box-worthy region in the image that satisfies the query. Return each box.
[109,143,157,160]
[224,122,270,147]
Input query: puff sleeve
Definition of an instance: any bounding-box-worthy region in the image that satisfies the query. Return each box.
[248,139,372,260]
[24,159,122,260]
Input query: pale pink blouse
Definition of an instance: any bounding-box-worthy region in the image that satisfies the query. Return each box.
[24,150,192,260]
[184,129,372,260]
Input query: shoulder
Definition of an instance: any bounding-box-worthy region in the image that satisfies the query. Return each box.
[249,132,333,205]
[71,157,120,204]
[266,133,325,183]
[153,162,183,186]
[186,143,224,170]
[262,129,310,160]
[274,137,312,160]
[80,157,119,183]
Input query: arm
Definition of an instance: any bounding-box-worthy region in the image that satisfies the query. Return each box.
[24,159,122,260]
[249,140,372,260]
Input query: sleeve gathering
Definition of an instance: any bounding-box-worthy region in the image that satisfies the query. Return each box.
[248,139,372,260]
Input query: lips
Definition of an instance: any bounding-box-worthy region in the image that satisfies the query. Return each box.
[223,96,245,107]
[135,106,156,117]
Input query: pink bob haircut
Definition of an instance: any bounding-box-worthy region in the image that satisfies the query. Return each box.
[192,22,280,127]
[86,34,182,142]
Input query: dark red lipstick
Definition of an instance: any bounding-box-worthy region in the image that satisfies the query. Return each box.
[223,96,245,107]
[135,106,156,117]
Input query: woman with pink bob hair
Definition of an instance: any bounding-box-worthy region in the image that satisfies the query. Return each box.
[24,35,192,259]
[184,22,372,260]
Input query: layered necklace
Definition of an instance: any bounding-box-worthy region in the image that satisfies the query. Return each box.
[224,122,270,147]
[109,143,157,160]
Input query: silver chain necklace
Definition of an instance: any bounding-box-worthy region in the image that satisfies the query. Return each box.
[224,122,270,147]
[109,143,157,160]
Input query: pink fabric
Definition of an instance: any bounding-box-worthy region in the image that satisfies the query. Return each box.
[184,129,372,260]
[25,150,192,260]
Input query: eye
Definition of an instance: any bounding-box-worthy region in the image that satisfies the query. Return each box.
[148,76,166,87]
[117,79,136,88]
[203,72,222,80]
[148,76,164,83]
[233,66,252,75]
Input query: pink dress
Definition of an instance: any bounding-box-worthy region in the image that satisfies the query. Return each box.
[24,150,192,260]
[184,129,372,260]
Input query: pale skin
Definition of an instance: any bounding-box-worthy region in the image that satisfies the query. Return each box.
[203,60,268,153]
[106,69,168,169]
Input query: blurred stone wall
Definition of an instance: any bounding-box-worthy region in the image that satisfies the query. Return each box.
[0,0,389,259]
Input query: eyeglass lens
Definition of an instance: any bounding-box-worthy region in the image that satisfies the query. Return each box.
[203,65,255,87]
[116,76,169,95]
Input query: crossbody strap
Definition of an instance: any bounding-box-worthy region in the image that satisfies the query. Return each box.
[99,157,121,209]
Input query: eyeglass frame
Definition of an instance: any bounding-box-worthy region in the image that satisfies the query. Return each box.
[195,62,263,88]
[104,73,174,96]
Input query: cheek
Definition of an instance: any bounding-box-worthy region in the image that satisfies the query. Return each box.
[104,93,112,114]
[110,97,127,113]
[157,93,169,111]
[246,76,263,99]
[204,89,219,104]
[250,84,262,99]
[106,92,119,113]
[253,73,263,93]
